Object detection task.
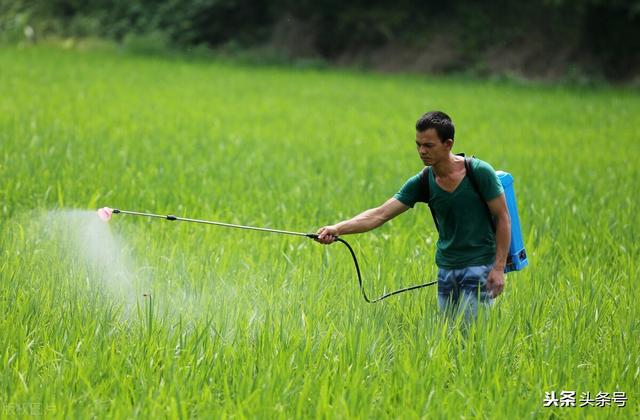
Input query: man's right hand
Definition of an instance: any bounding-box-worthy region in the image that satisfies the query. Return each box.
[315,225,339,244]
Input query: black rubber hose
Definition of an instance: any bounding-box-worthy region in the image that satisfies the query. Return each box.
[308,234,437,303]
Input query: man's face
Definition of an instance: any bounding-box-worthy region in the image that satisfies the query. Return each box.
[415,128,452,166]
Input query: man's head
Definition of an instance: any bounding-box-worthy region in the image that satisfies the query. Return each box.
[415,111,455,166]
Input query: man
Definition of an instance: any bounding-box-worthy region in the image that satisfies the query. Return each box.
[316,111,510,322]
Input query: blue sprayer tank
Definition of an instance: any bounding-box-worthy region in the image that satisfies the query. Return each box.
[496,171,528,273]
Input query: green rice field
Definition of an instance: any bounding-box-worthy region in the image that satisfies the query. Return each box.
[1,45,639,418]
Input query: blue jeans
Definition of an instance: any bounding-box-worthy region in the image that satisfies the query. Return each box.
[437,264,494,322]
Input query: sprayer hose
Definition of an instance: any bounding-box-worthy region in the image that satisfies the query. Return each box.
[331,237,437,303]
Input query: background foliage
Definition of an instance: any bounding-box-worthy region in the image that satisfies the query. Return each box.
[1,0,639,80]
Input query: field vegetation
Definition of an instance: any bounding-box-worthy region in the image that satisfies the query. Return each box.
[1,46,639,418]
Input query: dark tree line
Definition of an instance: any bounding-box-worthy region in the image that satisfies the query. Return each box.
[2,0,639,79]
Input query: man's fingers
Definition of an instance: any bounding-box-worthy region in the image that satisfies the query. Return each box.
[322,235,335,244]
[314,231,334,244]
[314,226,338,244]
[486,279,498,298]
[487,282,504,298]
[315,225,342,244]
[316,228,327,241]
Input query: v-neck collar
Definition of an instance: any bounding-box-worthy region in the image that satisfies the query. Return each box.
[430,167,468,195]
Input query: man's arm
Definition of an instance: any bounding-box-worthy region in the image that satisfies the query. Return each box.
[486,193,511,297]
[316,198,409,244]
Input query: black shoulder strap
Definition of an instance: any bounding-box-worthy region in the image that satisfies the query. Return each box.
[464,157,481,195]
[419,166,430,201]
[419,166,440,233]
[464,156,496,232]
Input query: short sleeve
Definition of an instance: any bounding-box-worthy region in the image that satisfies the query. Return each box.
[393,172,424,208]
[472,159,503,201]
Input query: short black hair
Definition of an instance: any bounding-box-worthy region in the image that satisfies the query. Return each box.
[415,111,454,143]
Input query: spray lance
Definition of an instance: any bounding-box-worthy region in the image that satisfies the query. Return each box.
[97,207,436,303]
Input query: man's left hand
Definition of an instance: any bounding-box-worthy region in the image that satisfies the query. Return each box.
[486,268,505,298]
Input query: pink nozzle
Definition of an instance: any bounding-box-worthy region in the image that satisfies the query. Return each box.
[97,207,113,222]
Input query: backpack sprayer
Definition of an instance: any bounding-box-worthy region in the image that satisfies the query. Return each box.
[496,171,528,272]
[96,164,526,303]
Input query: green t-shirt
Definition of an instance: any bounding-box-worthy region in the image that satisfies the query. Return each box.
[394,158,504,269]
